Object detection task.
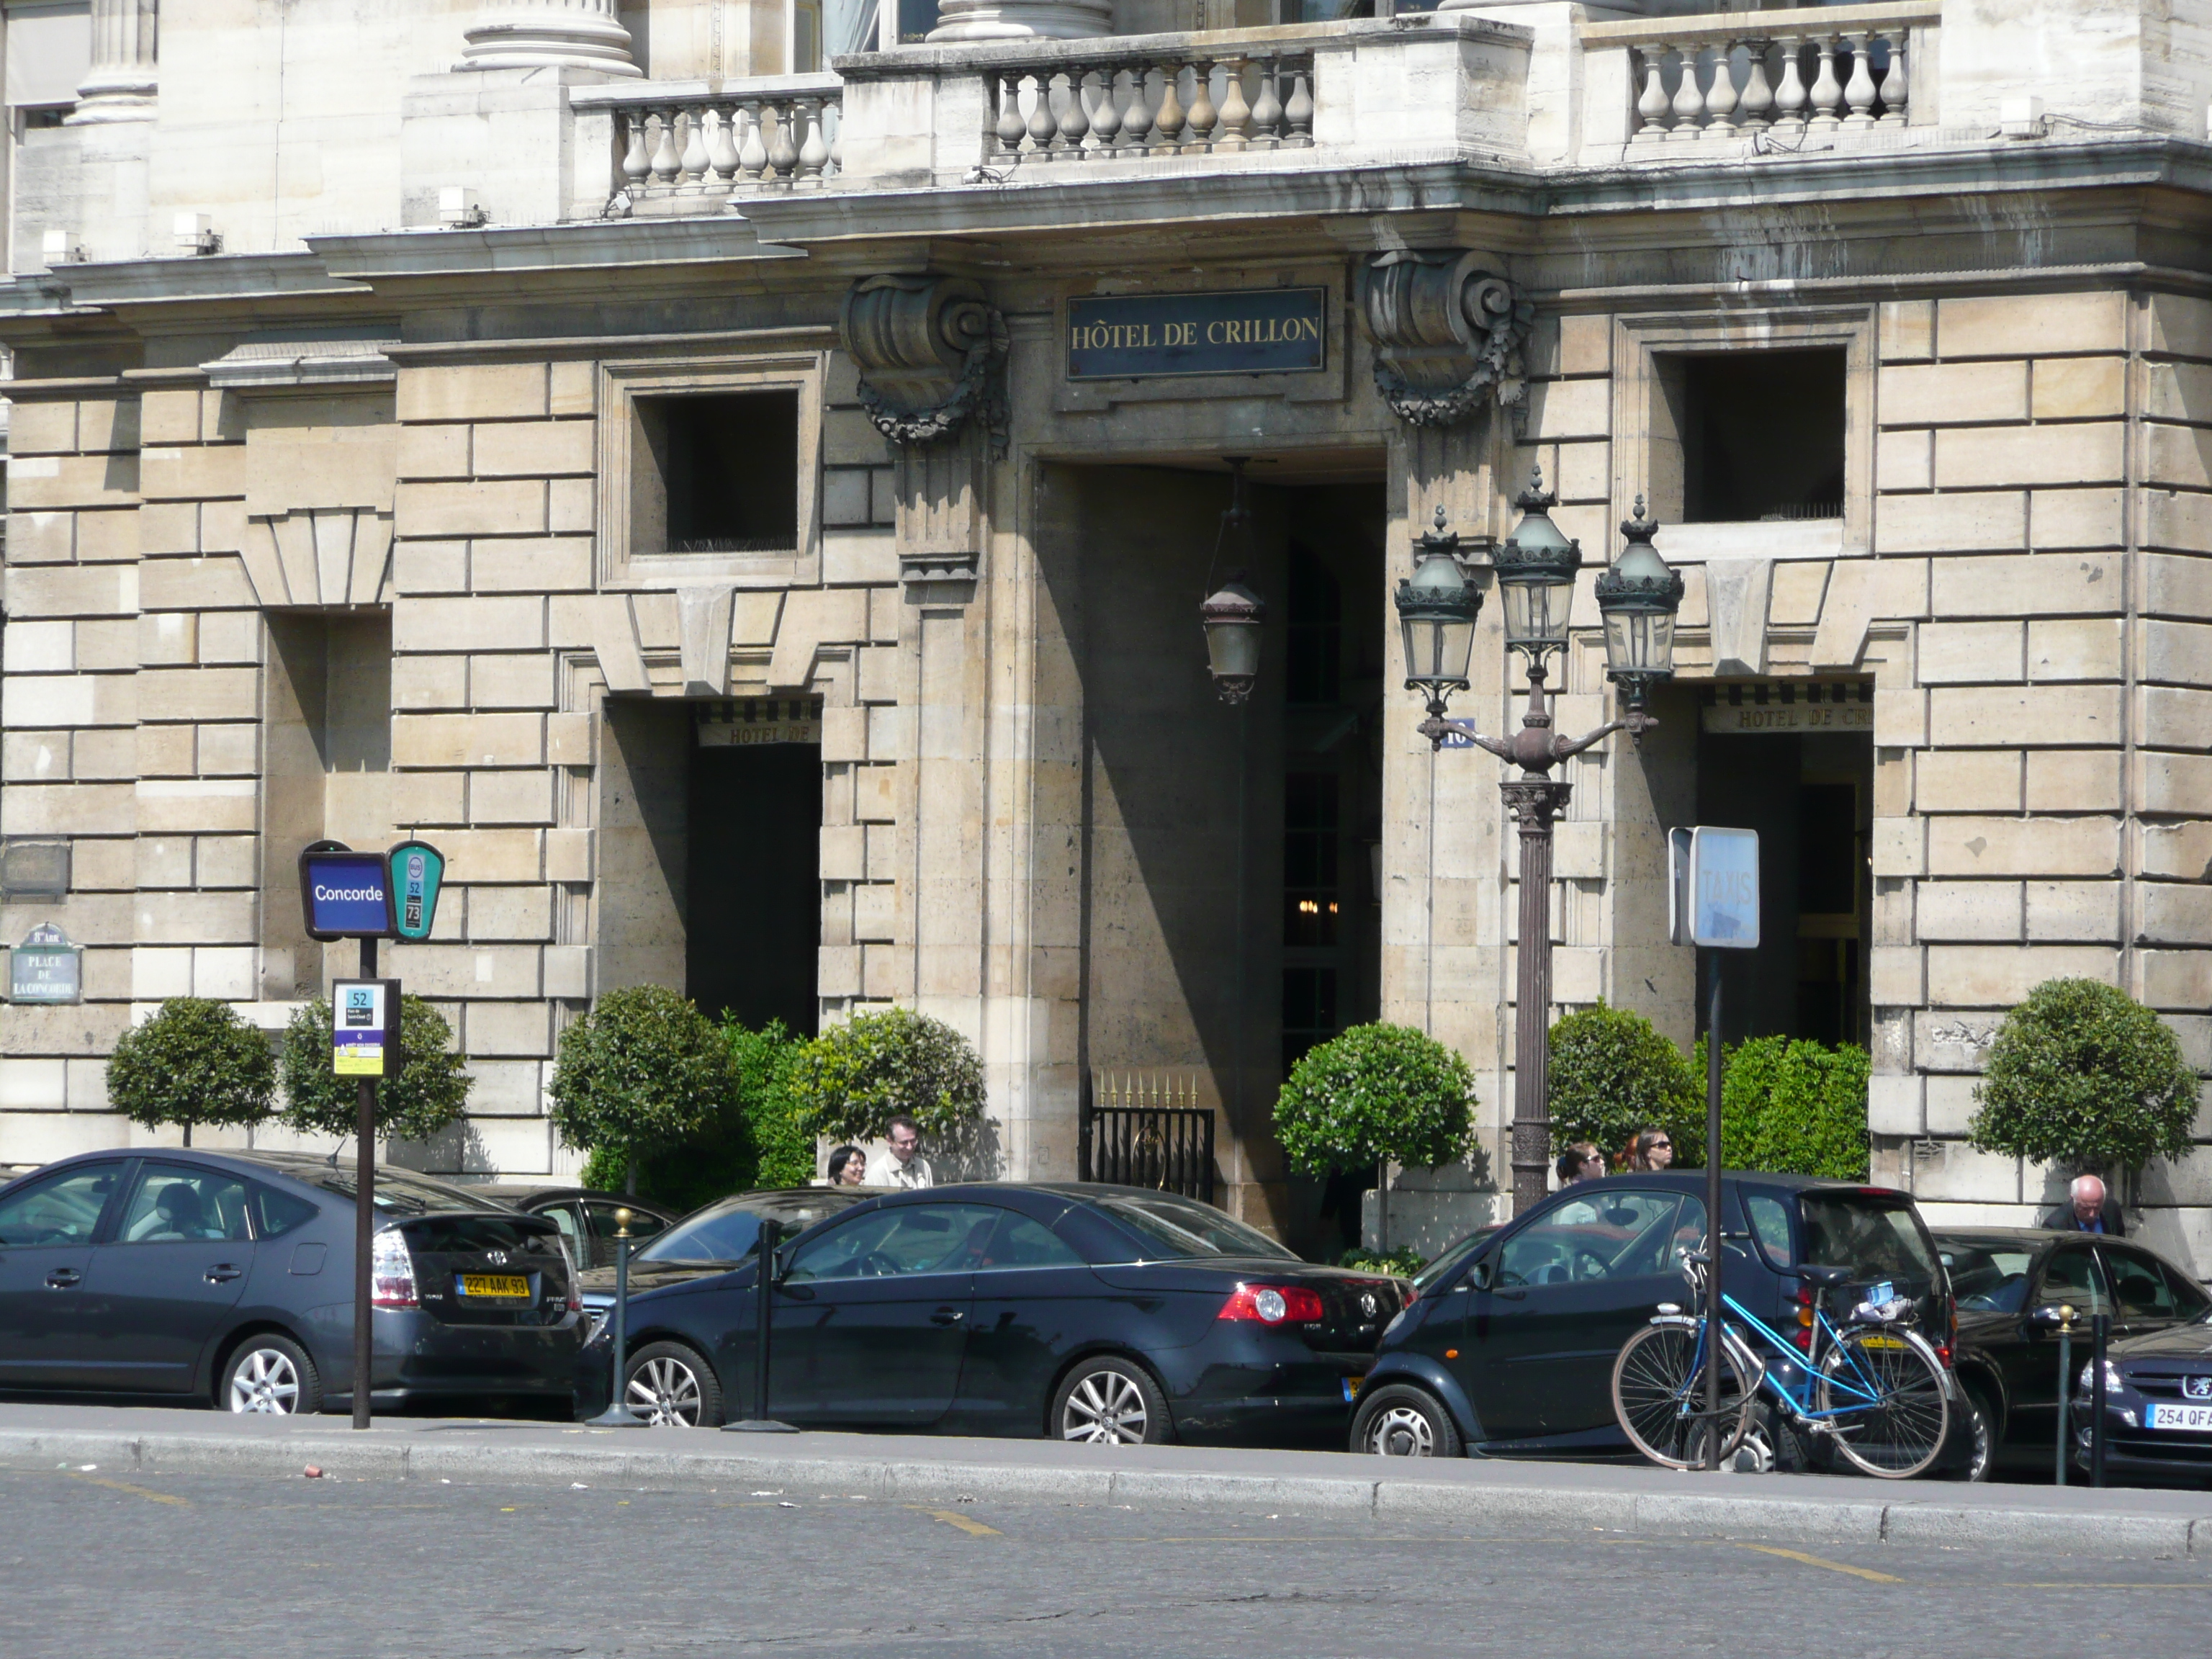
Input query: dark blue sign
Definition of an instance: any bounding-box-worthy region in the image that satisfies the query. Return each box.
[299,845,395,941]
[1067,287,1326,380]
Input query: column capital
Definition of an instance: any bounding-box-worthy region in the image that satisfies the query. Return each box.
[457,1,644,76]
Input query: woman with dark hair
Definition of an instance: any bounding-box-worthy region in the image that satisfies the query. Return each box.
[825,1145,868,1186]
[1617,1128,1675,1173]
[1555,1143,1604,1187]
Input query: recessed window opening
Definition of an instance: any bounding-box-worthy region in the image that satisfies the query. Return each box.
[632,390,799,555]
[1663,349,1845,524]
[1285,542,1341,706]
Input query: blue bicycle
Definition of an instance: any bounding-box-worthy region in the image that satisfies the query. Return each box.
[1611,1250,1954,1480]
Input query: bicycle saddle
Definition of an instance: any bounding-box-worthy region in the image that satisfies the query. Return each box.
[1794,1264,1853,1287]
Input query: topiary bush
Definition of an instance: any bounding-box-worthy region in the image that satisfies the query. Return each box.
[1547,1002,1702,1167]
[549,986,734,1195]
[1710,1034,1870,1181]
[792,1006,987,1152]
[728,1018,817,1190]
[1274,1022,1477,1177]
[107,997,275,1147]
[1969,979,2199,1177]
[279,994,472,1144]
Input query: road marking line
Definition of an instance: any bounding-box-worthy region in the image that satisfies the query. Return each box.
[1735,1543,1901,1583]
[71,1475,186,1507]
[910,1505,1001,1537]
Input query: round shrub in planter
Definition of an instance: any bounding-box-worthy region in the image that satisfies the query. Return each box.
[279,994,472,1145]
[549,985,735,1194]
[793,1007,988,1161]
[1546,1002,1701,1167]
[107,997,275,1147]
[1713,1035,1869,1181]
[1969,979,2198,1178]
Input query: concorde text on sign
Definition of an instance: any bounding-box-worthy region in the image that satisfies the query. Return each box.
[1066,288,1327,379]
[300,844,396,941]
[1669,827,1761,950]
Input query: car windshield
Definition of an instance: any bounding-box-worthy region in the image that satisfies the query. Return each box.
[309,1168,520,1216]
[1092,1193,1296,1261]
[638,1194,865,1264]
[1938,1238,2036,1313]
[1797,1191,1943,1294]
[1413,1230,1491,1294]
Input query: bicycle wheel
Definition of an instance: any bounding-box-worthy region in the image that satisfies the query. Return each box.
[1612,1321,1756,1470]
[1817,1327,1951,1480]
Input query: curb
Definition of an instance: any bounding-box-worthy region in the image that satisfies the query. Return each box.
[6,1426,2210,1560]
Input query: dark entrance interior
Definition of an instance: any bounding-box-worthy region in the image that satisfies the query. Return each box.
[1694,685,1874,1047]
[686,732,822,1035]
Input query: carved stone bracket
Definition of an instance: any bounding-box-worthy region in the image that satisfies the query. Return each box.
[839,274,1010,457]
[1356,251,1534,428]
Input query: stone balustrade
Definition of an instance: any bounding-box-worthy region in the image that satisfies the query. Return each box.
[572,77,844,207]
[981,44,1318,165]
[1583,3,1938,147]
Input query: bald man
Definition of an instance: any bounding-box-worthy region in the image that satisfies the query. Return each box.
[2038,1174,2126,1238]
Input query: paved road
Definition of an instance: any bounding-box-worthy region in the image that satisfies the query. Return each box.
[4,1463,2208,1659]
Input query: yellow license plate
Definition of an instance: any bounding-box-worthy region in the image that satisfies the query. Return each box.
[1856,1334,1906,1350]
[459,1274,530,1299]
[1342,1375,1366,1403]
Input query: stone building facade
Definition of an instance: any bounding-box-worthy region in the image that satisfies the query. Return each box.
[0,0,2207,1260]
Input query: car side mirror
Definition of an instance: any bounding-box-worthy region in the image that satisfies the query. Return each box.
[1467,1258,1495,1292]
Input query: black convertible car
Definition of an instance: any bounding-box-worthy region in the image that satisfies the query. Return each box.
[575,1182,1407,1443]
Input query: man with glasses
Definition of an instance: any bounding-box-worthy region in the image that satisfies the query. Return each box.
[866,1115,934,1190]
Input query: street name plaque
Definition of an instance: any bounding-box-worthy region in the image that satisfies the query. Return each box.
[1066,287,1327,379]
[9,922,81,1004]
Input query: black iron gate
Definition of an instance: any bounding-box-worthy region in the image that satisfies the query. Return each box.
[1082,1071,1216,1205]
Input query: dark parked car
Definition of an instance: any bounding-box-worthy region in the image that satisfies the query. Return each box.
[0,1149,586,1415]
[575,1186,879,1337]
[1940,1226,2212,1481]
[574,1182,1407,1442]
[1350,1172,1954,1461]
[474,1184,682,1269]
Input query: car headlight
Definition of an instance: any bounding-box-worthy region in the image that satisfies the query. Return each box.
[2077,1359,2123,1395]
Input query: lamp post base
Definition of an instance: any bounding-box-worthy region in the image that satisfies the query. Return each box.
[721,1419,801,1434]
[585,1405,651,1428]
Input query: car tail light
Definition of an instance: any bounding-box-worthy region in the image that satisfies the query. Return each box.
[1791,1283,1815,1353]
[1402,1285,1419,1310]
[371,1228,418,1310]
[1218,1284,1326,1325]
[552,1236,585,1314]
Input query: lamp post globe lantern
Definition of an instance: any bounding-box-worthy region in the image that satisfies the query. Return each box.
[1492,466,1582,662]
[1593,496,1685,734]
[1200,572,1265,705]
[1394,506,1481,719]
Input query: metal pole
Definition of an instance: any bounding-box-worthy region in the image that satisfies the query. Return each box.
[585,1210,646,1426]
[724,1219,798,1432]
[1233,703,1249,1220]
[351,935,377,1431]
[1704,949,1725,1472]
[1502,778,1568,1218]
[2090,1310,2110,1487]
[2054,1304,2075,1487]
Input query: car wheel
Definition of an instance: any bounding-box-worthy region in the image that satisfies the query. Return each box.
[1053,1357,1172,1445]
[1946,1383,1997,1483]
[624,1341,723,1428]
[1350,1384,1462,1458]
[221,1335,323,1416]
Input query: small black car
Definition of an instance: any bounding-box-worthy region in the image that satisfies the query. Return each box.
[475,1184,683,1269]
[1352,1172,1952,1460]
[575,1182,1406,1442]
[1940,1226,2212,1480]
[0,1149,586,1414]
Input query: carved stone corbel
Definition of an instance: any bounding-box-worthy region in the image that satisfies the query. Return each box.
[839,274,1010,457]
[1356,251,1534,428]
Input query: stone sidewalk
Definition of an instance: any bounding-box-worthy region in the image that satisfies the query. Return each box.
[4,1401,2208,1560]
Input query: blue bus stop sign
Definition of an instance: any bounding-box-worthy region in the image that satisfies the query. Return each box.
[299,842,396,941]
[388,840,445,943]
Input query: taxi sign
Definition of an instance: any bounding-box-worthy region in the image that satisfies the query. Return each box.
[1669,827,1761,949]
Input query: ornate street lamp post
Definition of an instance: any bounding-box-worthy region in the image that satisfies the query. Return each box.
[1396,472,1684,1215]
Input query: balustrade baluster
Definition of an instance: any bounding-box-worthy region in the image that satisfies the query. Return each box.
[1120,66,1155,152]
[797,98,830,179]
[1186,59,1220,152]
[1841,34,1879,129]
[738,100,769,179]
[1738,39,1776,130]
[708,106,741,184]
[621,112,652,189]
[649,109,681,184]
[1807,35,1844,132]
[827,102,843,176]
[996,73,1026,156]
[1634,42,1672,140]
[1771,37,1809,136]
[1668,45,1708,140]
[1058,72,1092,156]
[1216,58,1252,153]
[1153,62,1186,150]
[1703,42,1740,138]
[1088,69,1122,153]
[1876,35,1909,126]
[1249,56,1283,148]
[1283,63,1313,147]
[1027,72,1058,154]
[765,102,801,182]
[678,109,711,185]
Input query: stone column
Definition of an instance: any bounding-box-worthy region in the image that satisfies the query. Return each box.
[457,0,644,76]
[927,0,1111,43]
[67,0,158,125]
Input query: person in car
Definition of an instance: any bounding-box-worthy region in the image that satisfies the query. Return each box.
[865,1116,933,1189]
[2039,1173,2126,1237]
